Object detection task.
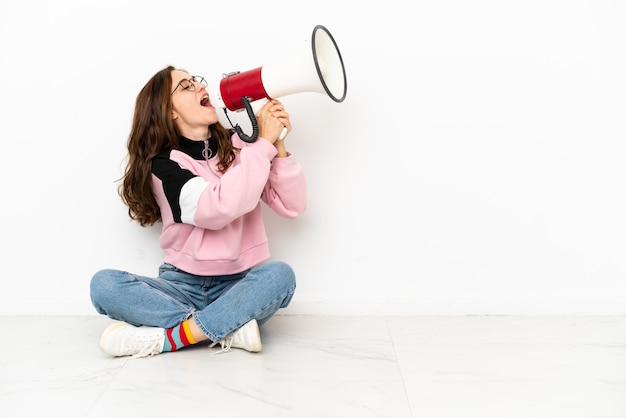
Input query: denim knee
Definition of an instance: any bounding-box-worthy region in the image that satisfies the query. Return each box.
[89,269,125,314]
[267,261,296,292]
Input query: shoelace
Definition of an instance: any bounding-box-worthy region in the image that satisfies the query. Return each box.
[209,336,234,355]
[129,337,163,358]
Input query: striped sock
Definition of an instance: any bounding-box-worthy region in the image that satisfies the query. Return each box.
[162,319,197,352]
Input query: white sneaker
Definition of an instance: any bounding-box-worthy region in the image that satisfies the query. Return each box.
[99,321,165,358]
[210,319,262,354]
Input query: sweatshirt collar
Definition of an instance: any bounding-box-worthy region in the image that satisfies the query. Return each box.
[178,135,219,161]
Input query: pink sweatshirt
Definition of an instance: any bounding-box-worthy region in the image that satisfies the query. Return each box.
[151,134,306,276]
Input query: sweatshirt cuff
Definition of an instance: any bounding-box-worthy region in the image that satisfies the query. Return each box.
[249,136,278,160]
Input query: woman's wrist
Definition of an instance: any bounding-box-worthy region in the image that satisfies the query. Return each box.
[275,140,287,158]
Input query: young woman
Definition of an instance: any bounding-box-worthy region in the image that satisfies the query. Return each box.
[90,66,306,358]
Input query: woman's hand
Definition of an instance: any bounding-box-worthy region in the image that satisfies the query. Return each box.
[256,99,292,151]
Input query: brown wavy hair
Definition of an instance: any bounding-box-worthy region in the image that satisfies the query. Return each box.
[119,65,236,227]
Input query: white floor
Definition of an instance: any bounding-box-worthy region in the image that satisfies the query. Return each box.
[1,315,625,418]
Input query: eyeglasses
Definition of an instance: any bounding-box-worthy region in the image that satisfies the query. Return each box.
[171,75,207,95]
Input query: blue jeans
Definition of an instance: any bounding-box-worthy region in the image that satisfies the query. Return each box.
[90,261,296,342]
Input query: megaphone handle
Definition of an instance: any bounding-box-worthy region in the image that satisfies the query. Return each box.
[233,97,259,143]
[279,126,288,140]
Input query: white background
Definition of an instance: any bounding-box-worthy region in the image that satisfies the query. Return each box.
[0,0,624,315]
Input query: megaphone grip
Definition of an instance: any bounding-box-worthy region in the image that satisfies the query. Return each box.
[279,126,287,140]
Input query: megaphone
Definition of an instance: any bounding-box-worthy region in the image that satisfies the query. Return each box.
[209,24,347,143]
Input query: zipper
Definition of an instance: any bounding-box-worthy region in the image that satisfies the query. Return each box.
[202,139,213,166]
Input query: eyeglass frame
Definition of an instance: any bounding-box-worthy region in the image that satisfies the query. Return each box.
[171,75,207,95]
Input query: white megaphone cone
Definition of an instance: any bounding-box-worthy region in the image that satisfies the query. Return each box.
[208,25,347,142]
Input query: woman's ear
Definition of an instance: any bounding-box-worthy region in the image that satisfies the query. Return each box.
[171,110,178,121]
